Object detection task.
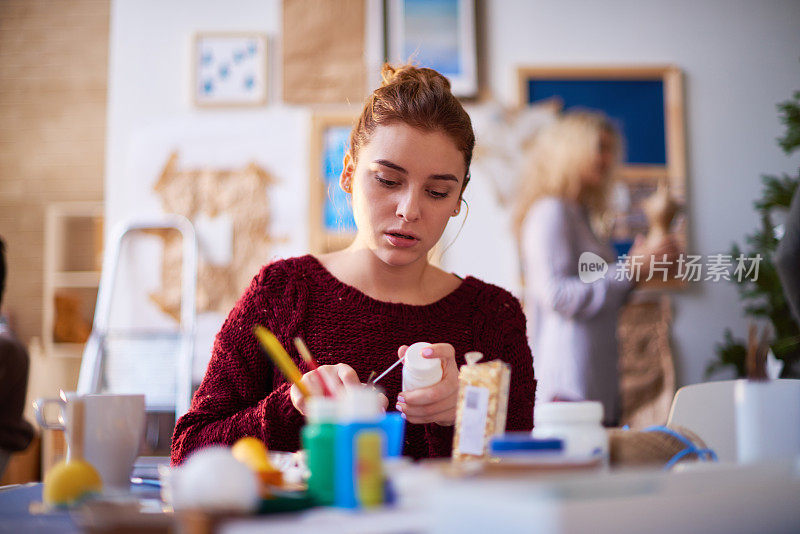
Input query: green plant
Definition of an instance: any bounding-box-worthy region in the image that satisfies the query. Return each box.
[707,90,800,379]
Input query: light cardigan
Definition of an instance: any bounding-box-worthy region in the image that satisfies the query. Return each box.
[521,197,633,424]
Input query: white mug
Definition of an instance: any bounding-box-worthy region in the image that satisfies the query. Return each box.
[735,379,800,463]
[34,392,146,488]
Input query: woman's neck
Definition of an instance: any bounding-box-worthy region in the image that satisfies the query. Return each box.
[317,245,458,305]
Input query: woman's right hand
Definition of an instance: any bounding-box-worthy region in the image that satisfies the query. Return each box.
[289,363,387,415]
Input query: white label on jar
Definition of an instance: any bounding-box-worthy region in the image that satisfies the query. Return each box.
[458,386,490,456]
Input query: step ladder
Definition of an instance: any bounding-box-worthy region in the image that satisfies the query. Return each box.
[77,215,197,457]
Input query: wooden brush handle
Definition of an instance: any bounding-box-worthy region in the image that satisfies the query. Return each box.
[746,323,770,381]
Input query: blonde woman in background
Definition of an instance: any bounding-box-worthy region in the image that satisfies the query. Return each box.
[513,111,676,425]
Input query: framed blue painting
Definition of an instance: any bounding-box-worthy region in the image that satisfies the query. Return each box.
[388,0,477,97]
[309,112,358,253]
[517,66,686,189]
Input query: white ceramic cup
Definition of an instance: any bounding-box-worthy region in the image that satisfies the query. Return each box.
[735,379,800,463]
[34,392,146,488]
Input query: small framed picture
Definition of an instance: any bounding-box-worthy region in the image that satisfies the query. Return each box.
[308,112,358,253]
[387,0,477,98]
[193,32,267,107]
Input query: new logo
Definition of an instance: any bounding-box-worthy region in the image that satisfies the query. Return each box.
[578,252,608,283]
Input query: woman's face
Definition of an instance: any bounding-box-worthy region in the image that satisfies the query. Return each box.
[342,122,466,267]
[581,129,617,188]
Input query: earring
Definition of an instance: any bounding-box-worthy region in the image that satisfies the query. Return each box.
[453,197,466,215]
[343,182,352,193]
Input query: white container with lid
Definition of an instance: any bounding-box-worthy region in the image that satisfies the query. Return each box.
[305,396,339,424]
[339,387,384,422]
[402,342,443,392]
[531,401,608,462]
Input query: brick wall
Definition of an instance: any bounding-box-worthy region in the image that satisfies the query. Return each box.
[0,0,109,344]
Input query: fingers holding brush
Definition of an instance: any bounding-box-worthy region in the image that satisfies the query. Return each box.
[289,364,360,414]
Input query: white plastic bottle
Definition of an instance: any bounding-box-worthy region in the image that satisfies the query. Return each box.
[402,342,443,391]
[531,401,608,464]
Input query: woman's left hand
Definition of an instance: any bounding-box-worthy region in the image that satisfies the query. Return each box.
[395,343,459,426]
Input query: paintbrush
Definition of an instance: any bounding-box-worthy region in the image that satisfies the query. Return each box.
[253,326,311,397]
[370,355,405,385]
[293,337,334,397]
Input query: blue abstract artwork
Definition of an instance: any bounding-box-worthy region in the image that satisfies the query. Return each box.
[322,126,356,232]
[402,0,461,75]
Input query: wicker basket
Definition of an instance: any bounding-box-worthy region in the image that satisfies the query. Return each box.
[609,425,710,468]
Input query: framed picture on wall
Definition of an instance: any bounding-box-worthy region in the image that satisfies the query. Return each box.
[309,112,358,253]
[387,0,477,97]
[517,65,687,286]
[517,66,686,194]
[192,32,268,107]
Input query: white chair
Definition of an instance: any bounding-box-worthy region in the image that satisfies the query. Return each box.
[667,378,800,463]
[667,380,739,462]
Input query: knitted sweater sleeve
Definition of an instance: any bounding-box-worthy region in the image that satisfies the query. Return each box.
[475,288,536,431]
[170,261,306,465]
[421,287,536,457]
[494,294,536,431]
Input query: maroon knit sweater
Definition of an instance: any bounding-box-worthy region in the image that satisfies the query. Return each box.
[171,255,535,465]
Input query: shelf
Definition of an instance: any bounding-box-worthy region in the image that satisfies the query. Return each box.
[43,201,104,358]
[53,271,101,288]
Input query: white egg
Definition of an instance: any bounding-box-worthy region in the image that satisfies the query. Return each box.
[172,446,259,512]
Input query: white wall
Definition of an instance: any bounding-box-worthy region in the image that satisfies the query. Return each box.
[473,0,800,386]
[105,0,800,387]
[106,0,303,251]
[105,0,309,377]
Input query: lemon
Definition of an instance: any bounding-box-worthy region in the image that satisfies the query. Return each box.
[231,437,274,473]
[43,459,103,507]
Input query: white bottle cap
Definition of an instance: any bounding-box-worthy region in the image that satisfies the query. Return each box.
[403,342,439,373]
[534,401,604,425]
[402,342,443,389]
[305,397,339,423]
[339,387,383,422]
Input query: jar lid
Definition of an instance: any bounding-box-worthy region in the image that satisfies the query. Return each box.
[403,342,438,372]
[489,433,563,453]
[339,387,383,422]
[305,397,339,423]
[534,401,604,425]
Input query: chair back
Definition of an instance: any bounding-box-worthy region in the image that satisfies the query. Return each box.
[667,380,738,462]
[668,378,800,463]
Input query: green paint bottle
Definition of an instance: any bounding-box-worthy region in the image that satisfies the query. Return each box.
[302,397,338,506]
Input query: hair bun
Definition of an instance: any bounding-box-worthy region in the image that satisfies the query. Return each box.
[350,62,474,180]
[380,63,452,92]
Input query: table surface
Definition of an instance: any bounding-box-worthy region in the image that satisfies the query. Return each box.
[3,461,800,534]
[0,483,76,534]
[0,482,161,534]
[0,481,425,534]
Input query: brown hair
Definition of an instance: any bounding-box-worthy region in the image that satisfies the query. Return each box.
[349,64,475,192]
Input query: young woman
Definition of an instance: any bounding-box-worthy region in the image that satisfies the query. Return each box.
[512,111,676,426]
[171,65,535,463]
